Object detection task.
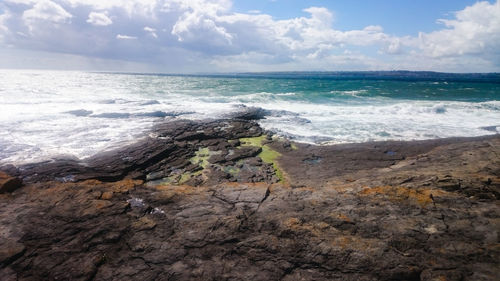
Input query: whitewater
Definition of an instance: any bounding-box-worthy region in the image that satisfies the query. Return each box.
[0,69,499,164]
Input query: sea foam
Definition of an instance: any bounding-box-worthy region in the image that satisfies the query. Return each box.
[1,70,499,164]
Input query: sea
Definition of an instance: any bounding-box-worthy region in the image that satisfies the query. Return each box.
[0,69,499,165]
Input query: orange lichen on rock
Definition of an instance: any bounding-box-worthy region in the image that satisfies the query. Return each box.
[283,217,333,237]
[332,236,356,249]
[151,184,205,203]
[108,179,143,193]
[80,200,114,216]
[284,217,301,227]
[330,212,351,223]
[359,185,448,206]
[153,184,199,195]
[101,191,113,200]
[222,182,270,189]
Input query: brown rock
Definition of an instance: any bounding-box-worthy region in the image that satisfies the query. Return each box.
[132,216,157,231]
[101,191,113,200]
[0,172,22,194]
[1,119,499,281]
[0,239,25,266]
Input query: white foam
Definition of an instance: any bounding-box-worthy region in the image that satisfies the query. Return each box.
[245,99,500,144]
[1,70,499,165]
[329,89,368,97]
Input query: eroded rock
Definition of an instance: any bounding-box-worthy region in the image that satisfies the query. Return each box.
[0,119,499,280]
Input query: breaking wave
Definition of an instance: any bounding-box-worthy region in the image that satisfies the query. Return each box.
[0,70,499,164]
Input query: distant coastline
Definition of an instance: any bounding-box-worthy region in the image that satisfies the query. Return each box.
[100,70,500,83]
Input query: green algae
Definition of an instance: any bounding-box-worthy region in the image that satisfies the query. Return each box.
[153,137,288,186]
[239,135,266,147]
[224,166,240,177]
[155,176,177,186]
[177,147,217,183]
[190,147,210,168]
[154,147,213,186]
[160,169,203,185]
[239,135,285,182]
[178,173,193,184]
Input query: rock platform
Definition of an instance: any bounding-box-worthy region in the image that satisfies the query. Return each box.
[0,119,499,280]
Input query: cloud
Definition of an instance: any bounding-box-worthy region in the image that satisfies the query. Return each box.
[0,0,499,72]
[87,11,112,26]
[116,34,137,40]
[169,0,234,47]
[302,6,334,29]
[22,0,72,26]
[418,1,500,59]
[4,0,38,4]
[0,11,10,38]
[144,26,157,38]
[383,38,403,54]
[63,0,159,17]
[0,46,156,71]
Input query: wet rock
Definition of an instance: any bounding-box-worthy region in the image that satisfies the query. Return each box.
[226,106,268,120]
[0,164,20,177]
[15,119,266,184]
[225,146,262,162]
[480,125,498,132]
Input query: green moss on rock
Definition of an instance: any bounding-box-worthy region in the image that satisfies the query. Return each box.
[224,166,240,177]
[239,135,285,182]
[190,147,210,168]
[239,135,266,147]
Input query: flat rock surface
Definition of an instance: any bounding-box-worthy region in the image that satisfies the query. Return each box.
[0,119,499,280]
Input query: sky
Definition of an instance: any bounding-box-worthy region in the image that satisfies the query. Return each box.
[0,0,499,73]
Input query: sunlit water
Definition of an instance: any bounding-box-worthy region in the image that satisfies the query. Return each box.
[1,69,499,164]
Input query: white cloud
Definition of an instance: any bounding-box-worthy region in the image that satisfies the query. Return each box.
[63,0,159,16]
[4,0,38,4]
[383,38,403,54]
[302,7,334,29]
[86,11,112,26]
[169,0,234,46]
[0,0,498,72]
[116,34,137,40]
[0,11,11,39]
[144,26,157,38]
[22,0,72,24]
[418,1,500,59]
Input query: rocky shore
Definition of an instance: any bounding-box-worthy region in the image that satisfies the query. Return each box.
[1,118,499,280]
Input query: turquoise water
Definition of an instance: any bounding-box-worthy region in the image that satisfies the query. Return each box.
[0,70,499,164]
[151,75,499,103]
